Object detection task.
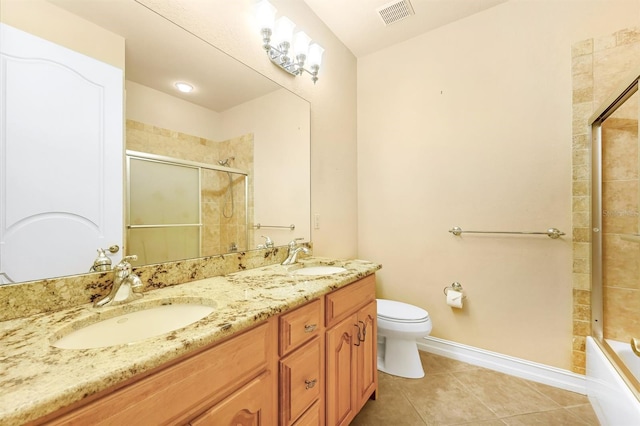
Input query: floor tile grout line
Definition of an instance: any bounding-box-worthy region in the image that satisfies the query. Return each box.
[497,406,593,425]
[446,369,504,422]
[391,372,429,425]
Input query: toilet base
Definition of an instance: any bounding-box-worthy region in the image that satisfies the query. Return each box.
[377,336,424,379]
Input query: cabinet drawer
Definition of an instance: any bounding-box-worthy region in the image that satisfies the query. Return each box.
[293,400,321,426]
[325,275,375,328]
[279,299,321,356]
[280,338,321,426]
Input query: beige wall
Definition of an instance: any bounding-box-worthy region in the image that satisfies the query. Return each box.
[220,90,311,248]
[357,0,640,370]
[0,0,124,69]
[125,81,223,141]
[138,0,358,258]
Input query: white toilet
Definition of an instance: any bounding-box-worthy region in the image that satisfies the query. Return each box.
[376,299,432,379]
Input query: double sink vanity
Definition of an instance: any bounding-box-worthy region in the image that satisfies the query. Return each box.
[0,254,381,425]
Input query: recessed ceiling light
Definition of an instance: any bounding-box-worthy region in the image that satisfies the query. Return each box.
[175,82,194,93]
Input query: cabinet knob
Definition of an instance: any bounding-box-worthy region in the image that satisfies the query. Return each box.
[305,379,317,389]
[304,324,317,333]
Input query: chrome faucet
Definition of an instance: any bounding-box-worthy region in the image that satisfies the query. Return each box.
[94,255,143,308]
[258,235,274,249]
[282,238,310,265]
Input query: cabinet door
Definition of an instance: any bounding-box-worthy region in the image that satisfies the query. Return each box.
[325,313,358,426]
[356,301,378,410]
[190,372,273,426]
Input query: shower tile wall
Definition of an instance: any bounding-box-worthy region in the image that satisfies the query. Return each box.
[572,27,640,373]
[126,120,254,255]
[602,108,640,342]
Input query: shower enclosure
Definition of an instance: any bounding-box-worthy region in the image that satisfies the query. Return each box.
[590,70,640,420]
[126,151,248,265]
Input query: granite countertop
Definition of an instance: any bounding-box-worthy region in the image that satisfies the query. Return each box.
[0,257,381,425]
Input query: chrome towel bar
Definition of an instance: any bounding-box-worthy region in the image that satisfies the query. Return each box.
[449,226,565,239]
[253,223,295,230]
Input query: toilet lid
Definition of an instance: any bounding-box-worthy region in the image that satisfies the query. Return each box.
[377,299,429,323]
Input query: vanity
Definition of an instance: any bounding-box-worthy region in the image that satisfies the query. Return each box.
[0,257,380,425]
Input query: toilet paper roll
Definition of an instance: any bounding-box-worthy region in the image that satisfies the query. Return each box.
[446,289,464,309]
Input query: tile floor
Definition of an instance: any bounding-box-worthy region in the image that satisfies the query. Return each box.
[351,351,600,425]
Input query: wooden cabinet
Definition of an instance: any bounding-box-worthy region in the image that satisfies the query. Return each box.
[36,274,377,426]
[279,276,378,426]
[325,275,378,426]
[41,322,276,425]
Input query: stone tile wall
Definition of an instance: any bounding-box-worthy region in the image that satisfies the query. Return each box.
[571,27,640,373]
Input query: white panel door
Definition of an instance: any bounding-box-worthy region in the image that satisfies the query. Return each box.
[0,24,123,283]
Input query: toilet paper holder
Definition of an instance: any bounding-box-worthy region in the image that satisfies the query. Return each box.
[443,282,466,299]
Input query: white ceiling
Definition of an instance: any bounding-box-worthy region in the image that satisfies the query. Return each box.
[48,0,510,111]
[51,0,281,112]
[302,0,509,57]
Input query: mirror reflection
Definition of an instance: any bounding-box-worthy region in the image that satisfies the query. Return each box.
[0,0,310,284]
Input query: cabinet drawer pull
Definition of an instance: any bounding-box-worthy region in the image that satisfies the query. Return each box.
[304,324,317,333]
[305,379,317,389]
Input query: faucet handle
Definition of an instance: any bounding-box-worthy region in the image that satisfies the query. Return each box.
[115,255,138,270]
[288,237,305,247]
[261,235,274,248]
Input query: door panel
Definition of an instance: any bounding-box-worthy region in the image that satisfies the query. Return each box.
[0,23,123,283]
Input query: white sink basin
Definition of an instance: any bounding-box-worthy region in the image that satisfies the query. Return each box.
[291,265,348,276]
[53,303,215,349]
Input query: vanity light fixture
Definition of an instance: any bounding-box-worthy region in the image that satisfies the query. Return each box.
[256,0,324,84]
[174,82,194,93]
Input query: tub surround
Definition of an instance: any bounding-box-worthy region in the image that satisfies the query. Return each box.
[0,255,381,425]
[571,26,640,374]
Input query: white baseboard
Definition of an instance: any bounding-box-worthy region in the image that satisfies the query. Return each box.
[417,336,587,395]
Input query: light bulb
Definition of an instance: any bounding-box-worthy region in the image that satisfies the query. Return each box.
[255,0,277,31]
[175,82,193,93]
[307,43,324,68]
[273,16,295,46]
[293,31,311,58]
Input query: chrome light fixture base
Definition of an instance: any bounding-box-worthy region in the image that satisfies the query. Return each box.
[259,23,321,84]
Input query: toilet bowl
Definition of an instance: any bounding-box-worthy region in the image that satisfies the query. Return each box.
[376,299,432,379]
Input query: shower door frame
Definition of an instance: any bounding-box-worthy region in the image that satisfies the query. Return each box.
[125,150,249,262]
[590,69,640,402]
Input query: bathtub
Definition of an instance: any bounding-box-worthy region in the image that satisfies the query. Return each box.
[587,337,640,425]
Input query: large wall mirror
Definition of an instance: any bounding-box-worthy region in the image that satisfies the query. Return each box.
[0,0,310,284]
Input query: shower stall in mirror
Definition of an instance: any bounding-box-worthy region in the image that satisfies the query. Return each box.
[126,152,248,265]
[591,72,640,400]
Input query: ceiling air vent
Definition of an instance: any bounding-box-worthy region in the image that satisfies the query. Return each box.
[376,0,415,26]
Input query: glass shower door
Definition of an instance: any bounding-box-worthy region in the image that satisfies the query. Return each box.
[127,157,201,265]
[591,75,640,397]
